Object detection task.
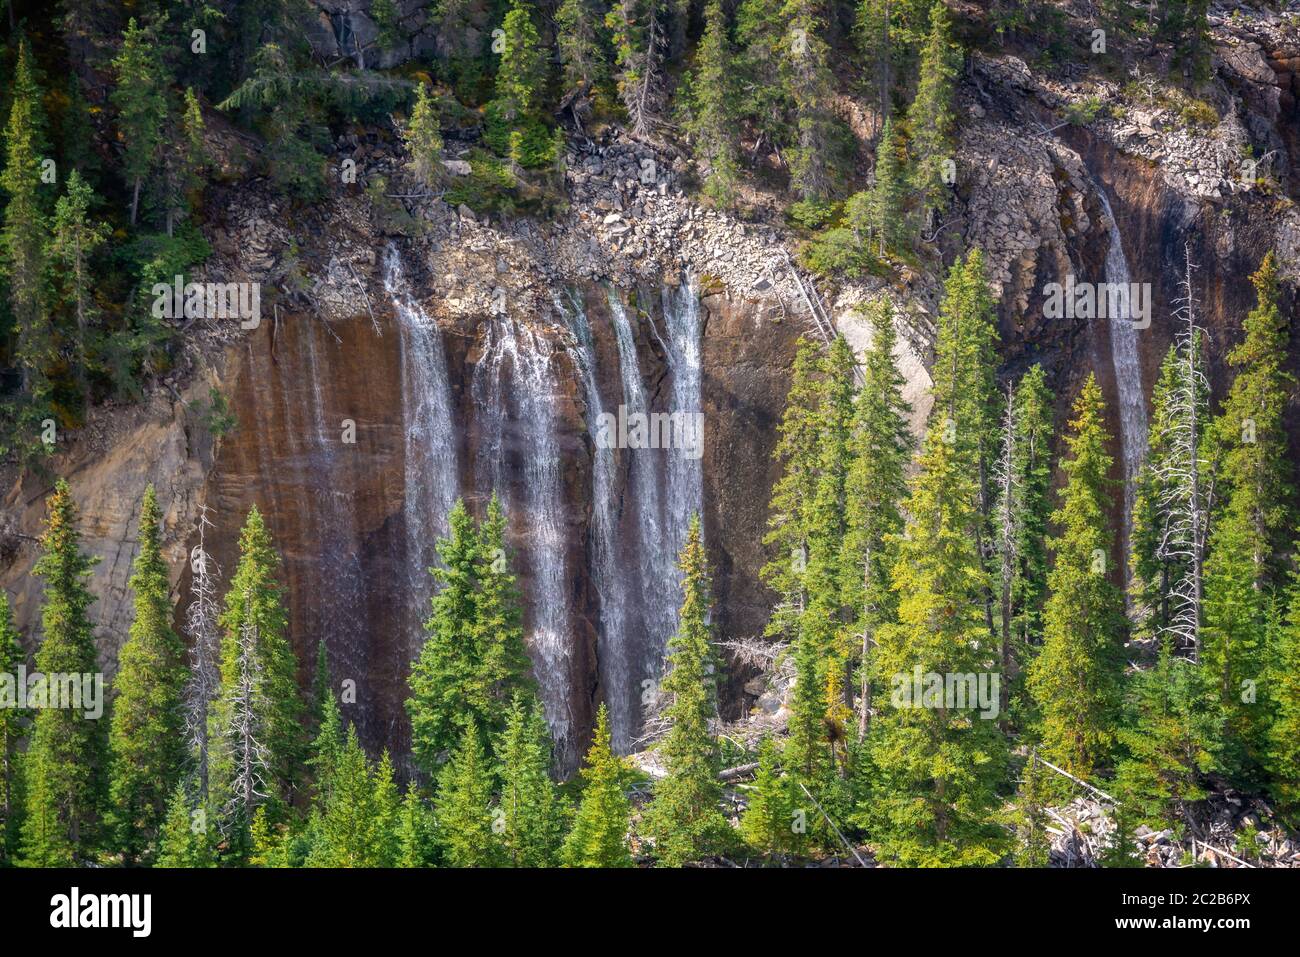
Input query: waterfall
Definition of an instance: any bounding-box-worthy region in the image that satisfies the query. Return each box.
[471,313,574,761]
[385,243,460,654]
[560,294,633,751]
[1096,189,1150,553]
[604,280,704,751]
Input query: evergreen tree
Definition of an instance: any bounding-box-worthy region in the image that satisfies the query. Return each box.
[644,517,729,866]
[154,783,214,868]
[496,695,565,866]
[112,18,170,225]
[308,642,344,804]
[841,298,913,739]
[849,115,907,255]
[1,40,51,400]
[407,496,534,774]
[1028,375,1126,780]
[0,594,27,865]
[495,0,546,121]
[49,170,110,392]
[780,0,841,203]
[687,0,741,205]
[396,784,438,867]
[867,424,1007,866]
[1266,570,1300,821]
[1203,253,1292,779]
[607,0,668,135]
[907,2,960,225]
[435,725,502,868]
[108,486,189,863]
[210,506,302,844]
[561,705,634,867]
[404,82,443,187]
[1012,752,1051,867]
[21,480,106,865]
[157,87,207,237]
[1007,365,1054,696]
[308,725,399,867]
[739,736,799,859]
[736,0,794,159]
[556,0,611,96]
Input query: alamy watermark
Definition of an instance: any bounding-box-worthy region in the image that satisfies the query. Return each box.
[890,666,1001,720]
[1043,274,1151,329]
[151,275,261,329]
[0,666,104,719]
[595,404,704,460]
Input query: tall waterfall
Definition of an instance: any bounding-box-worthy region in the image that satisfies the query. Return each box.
[385,243,460,654]
[604,280,704,751]
[1096,189,1150,552]
[471,313,575,761]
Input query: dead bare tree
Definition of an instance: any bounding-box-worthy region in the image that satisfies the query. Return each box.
[183,506,222,803]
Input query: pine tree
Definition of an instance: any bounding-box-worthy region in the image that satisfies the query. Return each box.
[308,642,344,804]
[1012,751,1051,867]
[1266,571,1300,821]
[407,496,534,775]
[556,0,611,96]
[308,725,399,867]
[739,736,799,859]
[404,82,443,187]
[867,424,1007,866]
[495,0,546,121]
[1008,365,1054,700]
[157,87,207,237]
[435,725,502,868]
[396,784,437,867]
[643,517,729,866]
[841,298,913,739]
[0,594,27,865]
[210,506,302,846]
[780,0,841,203]
[1028,375,1126,780]
[561,705,634,867]
[1,40,52,399]
[849,115,907,255]
[1203,253,1292,780]
[154,783,214,868]
[496,694,565,866]
[112,18,170,225]
[907,2,960,225]
[49,170,110,391]
[607,0,668,135]
[1113,646,1216,836]
[21,480,106,864]
[108,486,189,863]
[687,0,741,205]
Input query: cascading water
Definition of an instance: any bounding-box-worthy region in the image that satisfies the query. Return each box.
[1096,188,1150,554]
[560,294,633,751]
[471,313,575,763]
[385,243,460,654]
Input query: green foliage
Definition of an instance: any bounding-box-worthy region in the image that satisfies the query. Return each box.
[406,496,534,775]
[849,115,908,257]
[154,784,214,868]
[112,18,171,224]
[496,695,566,866]
[404,82,444,187]
[556,0,612,95]
[199,387,238,438]
[1028,376,1125,780]
[561,705,634,867]
[907,2,961,219]
[1012,753,1050,867]
[435,725,502,867]
[0,594,27,865]
[739,737,800,858]
[1266,573,1300,821]
[21,480,105,865]
[108,486,189,863]
[643,517,730,866]
[684,1,741,205]
[306,725,400,867]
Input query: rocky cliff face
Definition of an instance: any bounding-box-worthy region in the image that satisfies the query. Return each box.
[3,4,1298,774]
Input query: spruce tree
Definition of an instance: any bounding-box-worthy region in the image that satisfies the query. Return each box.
[841,298,913,739]
[435,725,502,868]
[112,18,170,225]
[1008,365,1054,701]
[49,170,110,391]
[867,425,1007,866]
[108,486,189,863]
[644,517,729,866]
[849,115,907,255]
[496,694,565,866]
[396,784,438,867]
[780,0,841,203]
[607,0,667,135]
[155,783,214,868]
[556,0,611,96]
[908,2,960,224]
[739,736,799,860]
[1266,570,1300,821]
[1,40,51,400]
[210,506,302,843]
[561,705,634,867]
[1012,752,1051,867]
[1203,253,1292,779]
[308,725,399,867]
[1028,375,1126,780]
[404,82,443,187]
[407,497,534,775]
[0,594,27,865]
[687,0,740,205]
[21,480,106,864]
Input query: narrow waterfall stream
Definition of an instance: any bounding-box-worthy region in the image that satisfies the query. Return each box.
[1096,188,1149,558]
[385,244,461,655]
